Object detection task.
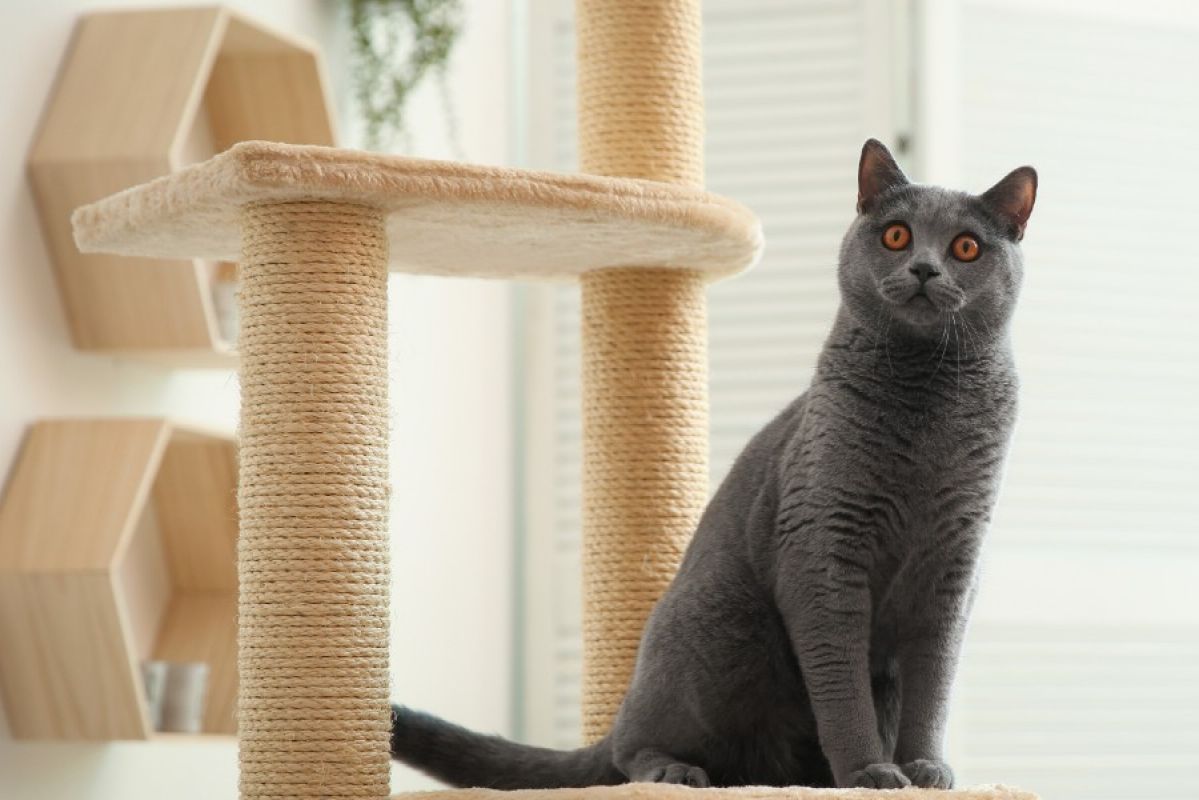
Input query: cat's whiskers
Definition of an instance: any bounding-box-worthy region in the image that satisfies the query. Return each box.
[974,313,996,343]
[951,315,962,401]
[956,313,984,362]
[928,313,949,363]
[928,315,952,386]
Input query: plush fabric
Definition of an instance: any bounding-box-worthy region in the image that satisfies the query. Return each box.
[393,784,1036,799]
[71,141,763,280]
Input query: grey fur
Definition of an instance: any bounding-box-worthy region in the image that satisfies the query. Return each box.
[391,139,1037,790]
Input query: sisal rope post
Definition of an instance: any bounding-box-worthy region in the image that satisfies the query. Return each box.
[237,202,391,800]
[575,0,709,742]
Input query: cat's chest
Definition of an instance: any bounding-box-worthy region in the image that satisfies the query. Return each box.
[811,379,1008,469]
[795,374,1015,531]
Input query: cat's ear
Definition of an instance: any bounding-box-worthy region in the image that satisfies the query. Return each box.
[981,167,1037,241]
[857,139,909,213]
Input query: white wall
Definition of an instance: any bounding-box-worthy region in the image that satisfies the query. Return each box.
[0,1,515,797]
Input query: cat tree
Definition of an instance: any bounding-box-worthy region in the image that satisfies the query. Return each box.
[72,1,1034,798]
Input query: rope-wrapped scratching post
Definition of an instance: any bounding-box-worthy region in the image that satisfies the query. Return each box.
[576,0,709,742]
[238,202,391,800]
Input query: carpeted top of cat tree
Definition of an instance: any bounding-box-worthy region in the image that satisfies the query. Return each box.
[395,784,1038,799]
[72,141,762,280]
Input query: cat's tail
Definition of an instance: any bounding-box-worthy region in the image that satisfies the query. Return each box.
[390,704,625,789]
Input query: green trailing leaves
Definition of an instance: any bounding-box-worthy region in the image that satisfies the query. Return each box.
[346,0,463,151]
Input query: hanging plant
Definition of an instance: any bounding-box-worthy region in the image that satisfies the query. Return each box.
[345,0,464,152]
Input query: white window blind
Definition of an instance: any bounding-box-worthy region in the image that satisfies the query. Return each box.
[959,3,1199,551]
[944,3,1199,797]
[952,625,1199,799]
[519,1,1199,795]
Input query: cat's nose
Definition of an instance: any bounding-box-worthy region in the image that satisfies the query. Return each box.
[909,262,941,285]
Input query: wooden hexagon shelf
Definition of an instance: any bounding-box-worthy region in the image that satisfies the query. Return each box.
[28,6,335,366]
[0,419,238,740]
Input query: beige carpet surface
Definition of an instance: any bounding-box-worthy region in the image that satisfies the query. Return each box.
[392,784,1036,799]
[71,141,763,280]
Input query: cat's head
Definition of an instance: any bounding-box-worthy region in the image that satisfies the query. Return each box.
[837,139,1036,341]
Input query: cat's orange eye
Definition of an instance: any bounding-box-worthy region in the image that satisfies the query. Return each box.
[882,223,911,251]
[951,234,981,262]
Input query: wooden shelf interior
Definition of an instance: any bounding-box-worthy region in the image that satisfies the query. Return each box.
[27,7,334,363]
[0,420,238,740]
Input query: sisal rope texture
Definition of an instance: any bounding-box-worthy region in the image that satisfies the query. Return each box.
[238,201,391,799]
[576,0,711,743]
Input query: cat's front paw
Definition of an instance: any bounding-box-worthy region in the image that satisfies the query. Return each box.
[848,762,912,789]
[901,759,955,789]
[648,763,710,788]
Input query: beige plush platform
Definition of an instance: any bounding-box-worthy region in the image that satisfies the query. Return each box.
[394,785,1036,799]
[71,141,763,280]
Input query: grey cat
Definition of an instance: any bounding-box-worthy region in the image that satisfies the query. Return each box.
[390,139,1037,790]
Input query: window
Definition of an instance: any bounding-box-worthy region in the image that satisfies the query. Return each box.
[942,3,1199,796]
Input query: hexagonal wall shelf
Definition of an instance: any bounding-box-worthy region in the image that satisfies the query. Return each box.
[28,7,336,366]
[0,419,238,740]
